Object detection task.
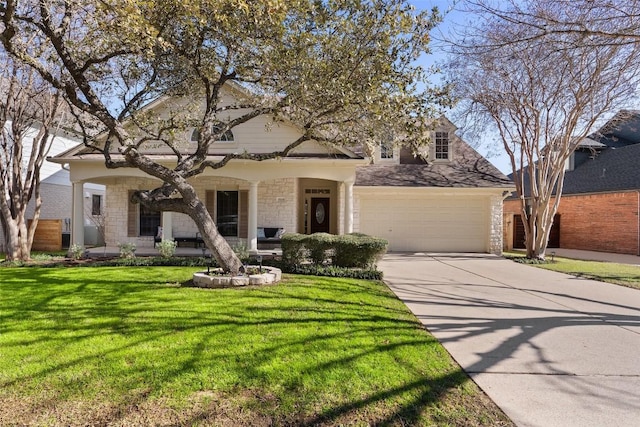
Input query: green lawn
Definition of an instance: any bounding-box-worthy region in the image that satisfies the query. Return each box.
[535,258,640,289]
[0,267,511,426]
[506,252,640,289]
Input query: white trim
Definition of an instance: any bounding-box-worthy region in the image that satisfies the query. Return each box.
[248,182,259,252]
[344,181,354,233]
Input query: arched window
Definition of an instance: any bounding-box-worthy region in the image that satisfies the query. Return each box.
[190,125,234,142]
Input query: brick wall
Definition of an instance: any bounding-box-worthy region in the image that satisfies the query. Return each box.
[503,199,521,252]
[504,191,639,255]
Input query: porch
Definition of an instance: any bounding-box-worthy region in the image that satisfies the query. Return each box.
[70,174,357,254]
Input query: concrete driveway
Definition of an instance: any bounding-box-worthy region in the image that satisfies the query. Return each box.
[379,253,640,427]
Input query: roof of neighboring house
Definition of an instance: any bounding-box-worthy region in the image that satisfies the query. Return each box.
[562,142,640,194]
[508,110,640,197]
[356,139,512,188]
[562,110,640,194]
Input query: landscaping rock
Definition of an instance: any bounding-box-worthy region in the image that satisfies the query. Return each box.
[192,266,282,289]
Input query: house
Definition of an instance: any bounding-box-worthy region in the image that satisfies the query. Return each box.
[50,88,513,254]
[0,123,105,252]
[503,110,640,255]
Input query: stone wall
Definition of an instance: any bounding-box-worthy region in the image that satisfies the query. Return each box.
[488,194,504,255]
[104,177,297,247]
[257,178,297,233]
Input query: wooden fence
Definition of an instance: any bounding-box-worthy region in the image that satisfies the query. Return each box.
[30,219,63,251]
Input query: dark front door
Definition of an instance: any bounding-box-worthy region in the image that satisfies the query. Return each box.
[310,198,330,233]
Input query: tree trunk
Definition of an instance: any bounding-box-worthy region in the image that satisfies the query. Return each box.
[188,198,243,275]
[125,148,245,274]
[522,203,554,261]
[2,214,32,262]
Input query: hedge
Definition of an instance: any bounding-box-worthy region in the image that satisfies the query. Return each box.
[285,264,383,280]
[281,232,387,269]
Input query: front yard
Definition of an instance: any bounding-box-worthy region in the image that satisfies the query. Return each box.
[0,266,512,426]
[507,252,640,290]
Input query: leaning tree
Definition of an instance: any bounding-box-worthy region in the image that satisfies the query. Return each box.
[0,0,446,273]
[446,0,640,259]
[0,52,65,261]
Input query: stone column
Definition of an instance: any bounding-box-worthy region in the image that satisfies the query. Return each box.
[71,181,85,248]
[248,181,259,252]
[344,180,354,234]
[161,211,173,240]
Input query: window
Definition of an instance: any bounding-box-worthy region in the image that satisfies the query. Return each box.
[217,191,238,237]
[380,142,394,159]
[435,132,450,160]
[190,124,234,142]
[139,204,161,237]
[91,194,102,216]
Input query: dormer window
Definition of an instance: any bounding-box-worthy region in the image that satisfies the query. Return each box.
[435,132,450,160]
[190,124,234,143]
[380,142,394,159]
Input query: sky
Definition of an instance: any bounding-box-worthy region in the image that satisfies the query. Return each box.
[413,0,514,174]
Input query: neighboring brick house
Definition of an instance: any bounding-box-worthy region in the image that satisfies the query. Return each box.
[504,110,640,255]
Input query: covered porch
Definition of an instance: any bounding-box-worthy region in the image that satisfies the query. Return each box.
[67,158,363,254]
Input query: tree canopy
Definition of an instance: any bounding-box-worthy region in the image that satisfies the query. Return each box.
[463,0,640,46]
[0,0,447,271]
[0,52,64,261]
[446,0,640,258]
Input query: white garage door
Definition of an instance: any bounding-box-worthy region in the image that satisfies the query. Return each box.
[359,195,489,252]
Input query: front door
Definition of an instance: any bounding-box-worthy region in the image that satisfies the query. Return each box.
[310,197,330,233]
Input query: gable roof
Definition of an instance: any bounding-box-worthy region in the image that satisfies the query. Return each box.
[356,136,512,188]
[50,84,364,162]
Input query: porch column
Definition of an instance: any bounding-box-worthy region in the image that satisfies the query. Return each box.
[248,181,259,252]
[161,212,173,240]
[71,181,85,248]
[344,180,354,234]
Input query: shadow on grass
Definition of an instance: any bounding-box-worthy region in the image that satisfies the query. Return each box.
[0,267,504,426]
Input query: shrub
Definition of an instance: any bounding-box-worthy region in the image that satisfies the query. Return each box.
[156,239,177,258]
[84,256,215,268]
[232,241,250,263]
[283,264,383,280]
[303,233,335,265]
[333,233,388,268]
[118,242,136,259]
[69,244,85,260]
[281,232,388,269]
[281,233,307,269]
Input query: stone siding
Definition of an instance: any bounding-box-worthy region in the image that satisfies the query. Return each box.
[104,177,297,247]
[488,194,504,255]
[257,178,297,233]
